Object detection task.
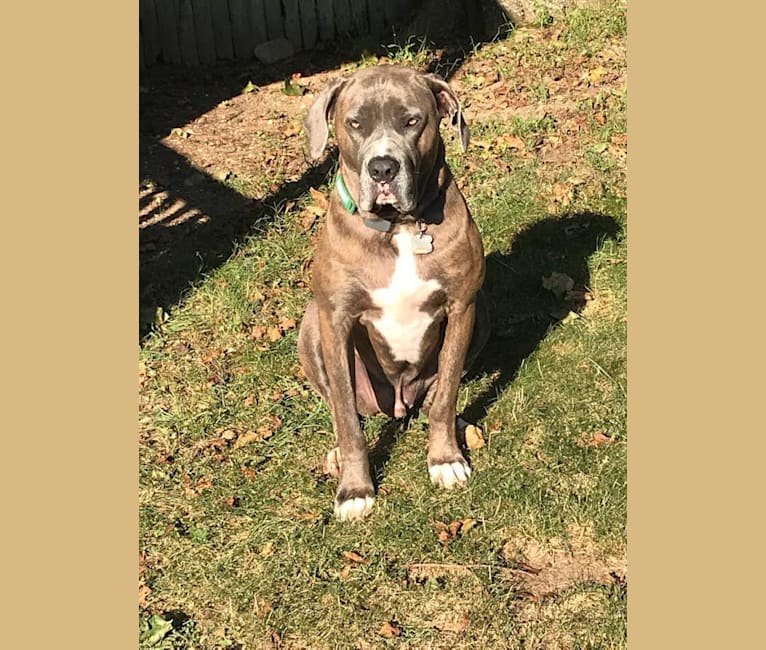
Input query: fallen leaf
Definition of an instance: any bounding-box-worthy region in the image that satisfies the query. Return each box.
[279,317,297,332]
[610,133,627,146]
[282,77,307,96]
[342,550,368,564]
[340,565,352,580]
[308,187,329,211]
[587,431,614,446]
[261,541,275,557]
[241,80,257,94]
[233,430,264,449]
[240,465,257,480]
[464,424,485,449]
[139,584,151,607]
[378,621,401,638]
[220,428,238,442]
[267,327,283,342]
[502,134,526,149]
[461,517,478,533]
[542,272,575,299]
[243,394,256,407]
[250,325,267,340]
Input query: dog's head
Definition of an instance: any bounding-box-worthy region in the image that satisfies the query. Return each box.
[305,65,469,215]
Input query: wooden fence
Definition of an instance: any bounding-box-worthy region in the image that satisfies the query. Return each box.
[140,0,414,67]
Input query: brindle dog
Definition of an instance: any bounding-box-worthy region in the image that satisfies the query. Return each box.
[298,66,489,521]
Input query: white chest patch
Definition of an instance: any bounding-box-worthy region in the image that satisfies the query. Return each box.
[370,231,442,364]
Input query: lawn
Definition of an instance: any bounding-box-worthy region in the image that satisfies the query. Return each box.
[139,3,627,647]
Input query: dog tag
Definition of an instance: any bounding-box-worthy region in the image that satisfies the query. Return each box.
[411,233,434,255]
[363,216,392,232]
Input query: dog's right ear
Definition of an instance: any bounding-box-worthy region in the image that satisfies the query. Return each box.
[304,77,346,161]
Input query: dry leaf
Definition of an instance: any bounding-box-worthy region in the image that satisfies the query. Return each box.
[240,465,257,480]
[502,134,526,149]
[542,272,575,298]
[139,584,151,607]
[250,325,267,340]
[587,431,614,447]
[308,187,329,211]
[461,517,478,533]
[233,430,260,448]
[243,394,256,407]
[279,317,297,332]
[340,565,352,580]
[260,542,275,557]
[342,551,367,564]
[464,424,485,449]
[220,428,238,442]
[378,621,401,638]
[267,327,283,342]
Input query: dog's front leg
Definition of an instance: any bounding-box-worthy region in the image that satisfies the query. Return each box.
[426,300,476,489]
[318,306,375,521]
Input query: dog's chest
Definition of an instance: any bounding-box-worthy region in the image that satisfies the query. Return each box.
[368,231,443,364]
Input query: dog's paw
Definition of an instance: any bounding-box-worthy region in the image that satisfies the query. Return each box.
[334,494,375,522]
[323,446,342,478]
[428,458,472,489]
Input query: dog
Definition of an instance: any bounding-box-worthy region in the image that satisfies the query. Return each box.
[298,65,489,521]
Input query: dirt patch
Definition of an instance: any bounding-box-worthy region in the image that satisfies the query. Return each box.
[501,523,626,599]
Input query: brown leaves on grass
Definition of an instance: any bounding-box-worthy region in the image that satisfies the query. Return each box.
[378,621,402,638]
[251,317,297,342]
[583,431,615,447]
[434,517,479,545]
[464,424,486,450]
[196,417,282,458]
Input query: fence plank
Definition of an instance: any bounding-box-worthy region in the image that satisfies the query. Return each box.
[156,0,181,64]
[229,0,254,59]
[140,0,161,64]
[367,0,384,37]
[179,0,200,65]
[263,0,283,40]
[191,0,216,64]
[384,0,410,29]
[350,1,368,35]
[333,0,351,35]
[300,0,318,50]
[211,0,234,59]
[316,0,334,42]
[248,0,267,45]
[283,0,302,51]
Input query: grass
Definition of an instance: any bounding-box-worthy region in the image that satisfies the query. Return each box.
[140,4,627,648]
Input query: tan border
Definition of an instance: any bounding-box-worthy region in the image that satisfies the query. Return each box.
[629,1,764,647]
[4,4,137,648]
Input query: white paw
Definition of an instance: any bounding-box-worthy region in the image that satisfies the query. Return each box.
[429,460,472,489]
[334,496,375,522]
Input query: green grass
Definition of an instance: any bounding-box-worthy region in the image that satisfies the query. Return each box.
[140,5,627,648]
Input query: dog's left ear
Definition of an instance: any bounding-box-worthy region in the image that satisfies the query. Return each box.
[426,73,470,152]
[304,77,347,161]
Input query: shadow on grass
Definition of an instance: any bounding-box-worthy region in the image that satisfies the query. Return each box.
[463,212,622,426]
[367,212,621,482]
[140,1,514,338]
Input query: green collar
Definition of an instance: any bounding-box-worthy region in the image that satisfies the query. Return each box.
[335,171,357,214]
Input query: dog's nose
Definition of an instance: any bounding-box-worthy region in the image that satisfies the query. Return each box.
[367,156,400,183]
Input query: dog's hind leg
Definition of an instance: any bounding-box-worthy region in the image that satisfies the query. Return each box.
[298,300,331,401]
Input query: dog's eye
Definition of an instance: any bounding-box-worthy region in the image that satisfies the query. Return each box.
[406,117,419,127]
[348,119,360,129]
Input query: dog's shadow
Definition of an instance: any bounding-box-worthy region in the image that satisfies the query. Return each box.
[369,212,622,483]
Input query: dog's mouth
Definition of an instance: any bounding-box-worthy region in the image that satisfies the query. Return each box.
[374,182,397,206]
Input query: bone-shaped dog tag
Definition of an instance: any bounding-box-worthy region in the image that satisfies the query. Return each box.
[411,233,434,255]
